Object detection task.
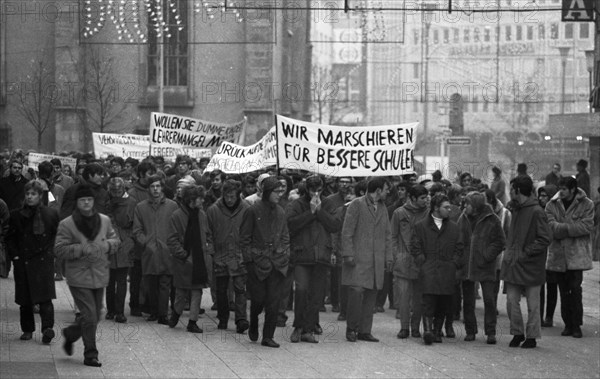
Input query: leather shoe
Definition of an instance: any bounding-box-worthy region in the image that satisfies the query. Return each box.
[249,324,259,342]
[314,323,323,335]
[445,326,456,338]
[115,314,127,324]
[509,335,525,347]
[357,333,379,342]
[169,312,180,328]
[187,322,203,334]
[487,335,497,345]
[397,329,409,339]
[346,330,357,342]
[261,338,280,348]
[62,330,73,356]
[290,328,302,343]
[83,358,102,367]
[42,328,55,344]
[105,312,115,320]
[541,318,553,328]
[157,317,169,325]
[236,320,249,334]
[572,326,582,338]
[337,313,346,321]
[521,338,537,348]
[464,334,475,342]
[375,306,385,313]
[301,332,318,343]
[411,329,421,338]
[20,332,32,341]
[561,327,573,336]
[218,321,228,330]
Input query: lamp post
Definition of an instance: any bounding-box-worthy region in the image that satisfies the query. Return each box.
[421,3,435,172]
[584,49,595,113]
[558,47,570,115]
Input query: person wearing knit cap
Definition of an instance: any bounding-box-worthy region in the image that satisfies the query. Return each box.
[6,180,60,343]
[55,184,120,367]
[174,176,196,207]
[239,176,290,348]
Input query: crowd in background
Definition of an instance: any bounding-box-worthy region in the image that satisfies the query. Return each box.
[0,148,598,367]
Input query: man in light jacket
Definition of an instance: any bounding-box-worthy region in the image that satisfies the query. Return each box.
[341,177,392,343]
[545,176,594,338]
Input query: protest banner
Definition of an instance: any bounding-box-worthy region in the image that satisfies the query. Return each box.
[149,112,245,158]
[204,127,277,173]
[93,132,212,161]
[93,133,151,160]
[27,153,77,172]
[275,115,418,177]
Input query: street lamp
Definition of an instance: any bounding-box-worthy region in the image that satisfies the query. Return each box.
[558,47,570,115]
[421,3,436,171]
[584,50,595,113]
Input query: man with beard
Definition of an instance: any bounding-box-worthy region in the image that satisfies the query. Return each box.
[0,159,27,212]
[287,175,341,343]
[240,177,290,348]
[342,177,392,343]
[55,185,120,367]
[391,185,429,339]
[545,176,594,338]
[60,163,109,220]
[133,175,179,324]
[6,180,60,343]
[206,179,250,333]
[458,192,505,344]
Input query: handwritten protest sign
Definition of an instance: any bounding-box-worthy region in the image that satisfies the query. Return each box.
[149,112,245,158]
[204,127,277,173]
[93,133,151,160]
[93,132,212,161]
[275,115,418,177]
[28,153,77,172]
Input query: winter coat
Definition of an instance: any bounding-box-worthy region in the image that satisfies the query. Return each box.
[0,173,27,211]
[0,199,9,277]
[545,189,594,272]
[576,171,591,198]
[133,196,179,275]
[167,206,213,289]
[106,194,137,269]
[491,176,508,206]
[286,195,342,266]
[239,200,290,281]
[457,206,506,283]
[325,192,348,264]
[206,198,249,277]
[493,201,512,271]
[391,201,430,280]
[60,181,109,220]
[411,215,463,295]
[54,172,74,191]
[341,195,392,290]
[54,213,120,289]
[6,206,59,305]
[128,181,151,205]
[501,197,551,286]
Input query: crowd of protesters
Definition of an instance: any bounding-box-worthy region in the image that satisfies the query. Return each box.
[0,148,598,367]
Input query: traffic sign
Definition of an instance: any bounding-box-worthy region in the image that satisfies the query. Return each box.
[446,136,472,145]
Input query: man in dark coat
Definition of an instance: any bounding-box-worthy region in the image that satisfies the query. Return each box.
[544,163,562,187]
[458,191,506,344]
[6,180,60,343]
[287,175,341,343]
[341,177,393,343]
[575,159,591,197]
[60,163,109,220]
[0,158,27,211]
[501,176,551,349]
[239,177,290,348]
[411,193,464,345]
[206,179,250,333]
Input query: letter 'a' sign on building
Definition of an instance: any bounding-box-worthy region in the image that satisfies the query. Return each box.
[562,0,594,21]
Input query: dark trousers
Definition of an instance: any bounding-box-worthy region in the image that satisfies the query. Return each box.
[463,280,497,336]
[375,271,394,308]
[128,260,143,312]
[339,285,348,315]
[541,270,558,321]
[454,280,462,317]
[20,301,54,333]
[247,268,285,339]
[216,274,247,323]
[293,264,328,333]
[423,294,452,331]
[107,267,128,315]
[278,267,294,320]
[144,274,172,318]
[64,287,104,360]
[346,286,377,334]
[330,265,341,307]
[557,270,584,328]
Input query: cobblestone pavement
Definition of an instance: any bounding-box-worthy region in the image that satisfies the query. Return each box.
[1,263,598,378]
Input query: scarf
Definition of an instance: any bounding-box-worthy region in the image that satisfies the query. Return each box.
[183,206,208,285]
[20,204,45,235]
[72,208,101,241]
